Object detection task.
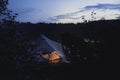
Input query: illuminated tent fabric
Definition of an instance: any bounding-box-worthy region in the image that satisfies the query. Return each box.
[42,51,61,63]
[33,34,68,63]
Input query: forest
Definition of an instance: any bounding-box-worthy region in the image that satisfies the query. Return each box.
[1,19,120,79]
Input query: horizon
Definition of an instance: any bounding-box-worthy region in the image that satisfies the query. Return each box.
[8,0,120,23]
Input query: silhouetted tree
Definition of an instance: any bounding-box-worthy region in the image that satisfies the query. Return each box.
[0,1,36,70]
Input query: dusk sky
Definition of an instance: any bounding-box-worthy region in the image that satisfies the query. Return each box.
[8,0,120,23]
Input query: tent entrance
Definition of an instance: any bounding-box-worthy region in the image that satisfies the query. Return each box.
[41,51,61,63]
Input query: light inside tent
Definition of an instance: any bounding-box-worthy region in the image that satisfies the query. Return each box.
[42,51,61,63]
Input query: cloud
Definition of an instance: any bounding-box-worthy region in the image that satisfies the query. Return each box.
[47,11,83,22]
[115,14,120,19]
[14,8,42,22]
[83,3,120,11]
[14,8,38,15]
[116,16,120,19]
[47,3,120,23]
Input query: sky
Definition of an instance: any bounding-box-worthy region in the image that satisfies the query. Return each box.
[8,0,120,23]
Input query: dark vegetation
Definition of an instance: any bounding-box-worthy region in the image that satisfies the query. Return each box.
[1,19,120,79]
[1,0,120,79]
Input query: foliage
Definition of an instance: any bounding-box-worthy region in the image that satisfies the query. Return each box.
[0,0,31,70]
[10,19,120,64]
[0,0,18,25]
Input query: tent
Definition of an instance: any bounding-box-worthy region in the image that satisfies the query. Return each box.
[32,34,68,63]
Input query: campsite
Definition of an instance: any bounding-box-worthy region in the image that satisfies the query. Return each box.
[1,0,120,79]
[29,34,68,64]
[1,19,120,79]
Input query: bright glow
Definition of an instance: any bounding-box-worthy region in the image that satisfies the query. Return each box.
[42,51,60,63]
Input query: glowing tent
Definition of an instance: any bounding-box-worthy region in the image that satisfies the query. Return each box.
[33,34,68,63]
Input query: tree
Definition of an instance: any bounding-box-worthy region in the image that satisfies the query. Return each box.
[0,1,34,70]
[0,0,18,70]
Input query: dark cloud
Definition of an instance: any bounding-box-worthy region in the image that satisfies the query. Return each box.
[47,3,120,22]
[14,8,42,22]
[47,17,59,22]
[47,12,82,22]
[21,8,35,14]
[116,16,120,19]
[13,8,40,15]
[47,14,70,22]
[113,14,120,19]
[53,14,71,19]
[84,3,120,10]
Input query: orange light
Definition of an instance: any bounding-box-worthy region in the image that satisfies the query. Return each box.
[41,51,61,63]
